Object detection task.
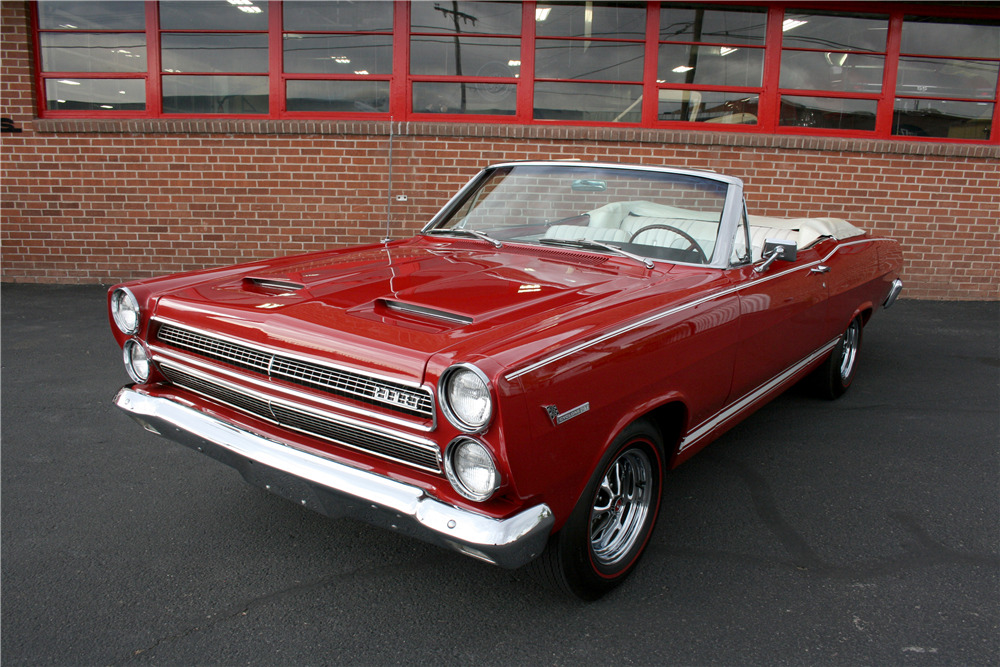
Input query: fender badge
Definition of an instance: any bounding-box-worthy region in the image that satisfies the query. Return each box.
[544,402,590,426]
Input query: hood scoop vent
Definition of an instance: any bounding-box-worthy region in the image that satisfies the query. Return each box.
[243,276,305,292]
[381,299,473,326]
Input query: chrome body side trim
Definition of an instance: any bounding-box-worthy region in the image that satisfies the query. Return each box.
[678,336,840,453]
[114,386,554,569]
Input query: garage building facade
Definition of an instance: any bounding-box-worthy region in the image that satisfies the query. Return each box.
[2,0,998,299]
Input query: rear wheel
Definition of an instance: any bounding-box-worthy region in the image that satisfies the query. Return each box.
[815,316,863,399]
[527,421,663,600]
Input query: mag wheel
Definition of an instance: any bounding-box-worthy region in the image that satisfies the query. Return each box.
[527,421,663,600]
[816,316,863,399]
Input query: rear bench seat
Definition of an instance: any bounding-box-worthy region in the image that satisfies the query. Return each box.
[747,215,865,261]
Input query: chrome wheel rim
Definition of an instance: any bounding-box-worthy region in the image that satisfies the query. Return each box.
[589,448,653,567]
[839,320,860,382]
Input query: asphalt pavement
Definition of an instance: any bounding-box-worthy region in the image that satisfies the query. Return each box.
[2,284,998,666]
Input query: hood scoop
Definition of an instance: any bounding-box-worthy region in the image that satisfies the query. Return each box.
[243,276,306,293]
[379,299,473,326]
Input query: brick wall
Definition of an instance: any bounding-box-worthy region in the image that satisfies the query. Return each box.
[3,1,998,299]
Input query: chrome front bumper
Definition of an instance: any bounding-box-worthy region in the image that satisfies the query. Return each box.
[114,386,553,569]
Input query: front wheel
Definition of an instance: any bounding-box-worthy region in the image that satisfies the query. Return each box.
[815,316,863,399]
[527,421,664,600]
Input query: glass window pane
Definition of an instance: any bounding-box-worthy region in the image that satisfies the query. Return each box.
[45,78,145,110]
[660,5,766,45]
[162,75,268,114]
[536,2,646,39]
[40,33,147,73]
[413,81,516,115]
[287,80,389,112]
[781,12,888,53]
[534,81,642,122]
[284,35,392,75]
[410,36,520,77]
[897,57,999,100]
[779,50,884,93]
[658,44,763,86]
[779,95,877,130]
[658,90,758,124]
[893,98,993,140]
[161,34,268,73]
[901,18,1000,59]
[537,39,644,81]
[37,0,145,30]
[159,0,268,31]
[284,1,394,32]
[411,2,522,35]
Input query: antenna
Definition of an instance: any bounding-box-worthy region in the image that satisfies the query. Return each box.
[383,118,394,243]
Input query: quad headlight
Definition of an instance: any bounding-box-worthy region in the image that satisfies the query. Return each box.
[439,364,493,432]
[123,339,151,383]
[111,287,141,335]
[445,438,500,501]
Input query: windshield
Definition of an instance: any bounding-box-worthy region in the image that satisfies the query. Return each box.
[427,165,730,265]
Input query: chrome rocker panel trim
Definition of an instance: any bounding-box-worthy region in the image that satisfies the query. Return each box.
[114,386,553,569]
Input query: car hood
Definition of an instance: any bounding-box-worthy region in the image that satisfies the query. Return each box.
[149,238,699,383]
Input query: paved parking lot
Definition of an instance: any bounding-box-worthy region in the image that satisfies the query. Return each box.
[2,284,998,666]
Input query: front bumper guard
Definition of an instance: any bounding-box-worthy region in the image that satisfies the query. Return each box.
[114,386,553,569]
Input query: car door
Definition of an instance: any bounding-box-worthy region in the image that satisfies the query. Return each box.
[728,239,831,405]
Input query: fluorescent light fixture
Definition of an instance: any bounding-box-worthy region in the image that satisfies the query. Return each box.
[119,90,127,94]
[333,56,351,63]
[535,7,551,21]
[354,70,369,75]
[782,19,808,32]
[227,0,252,5]
[719,47,737,56]
[57,79,81,85]
[239,6,262,13]
[100,105,114,109]
[59,24,77,29]
[672,65,693,73]
[508,59,521,67]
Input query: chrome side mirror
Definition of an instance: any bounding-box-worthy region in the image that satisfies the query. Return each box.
[755,239,798,274]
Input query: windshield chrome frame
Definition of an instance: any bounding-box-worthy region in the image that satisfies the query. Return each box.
[420,161,744,270]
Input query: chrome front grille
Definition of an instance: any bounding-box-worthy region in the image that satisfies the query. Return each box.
[155,322,434,419]
[160,364,442,473]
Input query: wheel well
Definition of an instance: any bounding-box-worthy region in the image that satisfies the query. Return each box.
[642,401,687,460]
[860,307,873,326]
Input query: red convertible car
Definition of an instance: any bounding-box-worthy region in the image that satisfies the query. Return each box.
[110,161,902,599]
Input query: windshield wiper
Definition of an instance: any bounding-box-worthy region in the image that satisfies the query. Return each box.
[538,238,655,269]
[424,228,502,248]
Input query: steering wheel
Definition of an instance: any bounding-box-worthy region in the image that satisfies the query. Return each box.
[628,224,708,263]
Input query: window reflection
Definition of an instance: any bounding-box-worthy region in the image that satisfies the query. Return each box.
[284,35,393,75]
[287,80,390,113]
[780,11,888,52]
[40,33,147,73]
[162,75,268,114]
[411,1,522,35]
[45,78,145,110]
[283,1,394,32]
[411,37,520,77]
[159,0,268,31]
[162,34,268,73]
[779,51,884,93]
[659,5,766,45]
[779,96,877,130]
[37,0,145,30]
[536,40,644,81]
[658,90,758,124]
[534,82,642,122]
[893,99,993,140]
[901,17,1000,59]
[657,44,763,87]
[414,82,516,115]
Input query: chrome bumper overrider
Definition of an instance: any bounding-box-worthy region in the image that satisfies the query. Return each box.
[883,278,904,309]
[114,386,553,568]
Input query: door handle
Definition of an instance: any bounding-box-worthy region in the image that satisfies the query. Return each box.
[810,265,831,274]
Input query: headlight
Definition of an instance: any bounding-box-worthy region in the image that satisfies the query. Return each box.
[111,287,140,335]
[440,364,493,432]
[445,438,500,501]
[123,339,151,383]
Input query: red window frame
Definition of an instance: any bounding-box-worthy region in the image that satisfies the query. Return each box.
[30,1,1000,144]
